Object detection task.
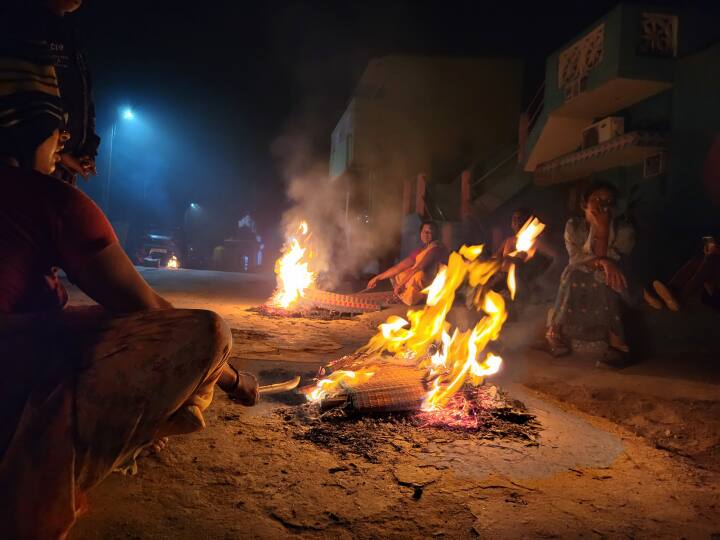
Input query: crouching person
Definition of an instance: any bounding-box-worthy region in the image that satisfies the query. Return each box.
[0,54,257,539]
[544,181,635,363]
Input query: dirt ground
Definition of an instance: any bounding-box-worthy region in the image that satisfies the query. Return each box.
[66,269,720,539]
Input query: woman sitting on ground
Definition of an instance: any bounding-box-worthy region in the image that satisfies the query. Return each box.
[366,220,449,305]
[0,52,257,539]
[544,181,635,361]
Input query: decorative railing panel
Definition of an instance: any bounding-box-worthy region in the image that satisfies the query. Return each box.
[558,24,604,100]
[639,12,678,57]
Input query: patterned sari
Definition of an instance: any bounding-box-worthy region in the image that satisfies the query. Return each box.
[549,217,635,341]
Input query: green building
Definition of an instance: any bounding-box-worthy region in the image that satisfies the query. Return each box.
[506,3,720,281]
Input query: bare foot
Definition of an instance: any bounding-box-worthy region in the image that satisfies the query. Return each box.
[608,331,629,353]
[151,437,169,453]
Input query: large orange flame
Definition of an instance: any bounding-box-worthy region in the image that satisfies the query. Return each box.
[306,217,545,412]
[270,221,316,309]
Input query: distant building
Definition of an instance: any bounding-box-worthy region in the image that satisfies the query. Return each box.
[330,55,523,256]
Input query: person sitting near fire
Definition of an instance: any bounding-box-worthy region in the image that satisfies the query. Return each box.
[543,181,635,362]
[643,235,720,312]
[0,50,258,539]
[366,220,449,305]
[490,207,559,301]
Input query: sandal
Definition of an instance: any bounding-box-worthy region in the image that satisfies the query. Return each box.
[226,365,259,406]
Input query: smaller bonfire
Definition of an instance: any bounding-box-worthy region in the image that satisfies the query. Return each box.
[262,221,395,316]
[270,221,316,309]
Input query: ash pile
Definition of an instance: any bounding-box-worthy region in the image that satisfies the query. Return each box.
[282,363,540,463]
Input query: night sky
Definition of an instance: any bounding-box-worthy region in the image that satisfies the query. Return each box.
[68,0,715,246]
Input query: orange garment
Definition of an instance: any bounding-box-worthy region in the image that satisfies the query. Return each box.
[391,241,448,305]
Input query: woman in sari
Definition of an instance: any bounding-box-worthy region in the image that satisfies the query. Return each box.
[544,181,635,362]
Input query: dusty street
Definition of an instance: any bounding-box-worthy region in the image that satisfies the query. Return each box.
[68,268,720,539]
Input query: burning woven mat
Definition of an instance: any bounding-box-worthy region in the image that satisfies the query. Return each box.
[319,366,428,413]
[248,304,354,320]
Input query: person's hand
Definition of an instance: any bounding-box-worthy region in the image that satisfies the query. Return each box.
[367,276,379,290]
[78,156,97,178]
[588,207,611,229]
[231,371,259,406]
[60,153,95,180]
[598,258,627,292]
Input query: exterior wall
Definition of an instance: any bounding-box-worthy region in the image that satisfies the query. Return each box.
[665,41,720,268]
[543,6,624,113]
[329,101,354,179]
[506,4,720,296]
[331,55,523,258]
[544,4,679,116]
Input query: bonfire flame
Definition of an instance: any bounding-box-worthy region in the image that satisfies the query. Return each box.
[307,217,545,413]
[166,255,179,270]
[270,221,316,309]
[507,216,545,301]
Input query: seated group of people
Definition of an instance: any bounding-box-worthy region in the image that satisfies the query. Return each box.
[369,181,719,368]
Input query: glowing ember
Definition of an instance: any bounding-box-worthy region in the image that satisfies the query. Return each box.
[416,386,505,430]
[305,217,546,420]
[166,255,179,270]
[270,221,316,309]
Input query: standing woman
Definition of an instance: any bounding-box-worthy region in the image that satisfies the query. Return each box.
[544,181,635,362]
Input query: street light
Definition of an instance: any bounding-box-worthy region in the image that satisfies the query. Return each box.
[102,107,135,214]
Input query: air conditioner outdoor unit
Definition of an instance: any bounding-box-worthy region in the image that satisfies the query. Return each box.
[581,117,625,149]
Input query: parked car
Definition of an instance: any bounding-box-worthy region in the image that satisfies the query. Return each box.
[136,230,181,268]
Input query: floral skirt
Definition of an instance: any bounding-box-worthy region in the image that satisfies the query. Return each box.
[548,267,625,342]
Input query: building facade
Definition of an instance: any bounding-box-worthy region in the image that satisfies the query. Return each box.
[512,3,720,281]
[330,55,523,258]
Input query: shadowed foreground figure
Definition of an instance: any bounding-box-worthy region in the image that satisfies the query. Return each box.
[0,52,257,539]
[644,237,720,312]
[367,220,449,305]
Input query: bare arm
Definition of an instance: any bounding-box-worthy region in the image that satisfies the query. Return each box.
[69,243,173,313]
[368,255,415,288]
[395,244,446,288]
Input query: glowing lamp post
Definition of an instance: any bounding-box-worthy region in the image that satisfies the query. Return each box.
[102,107,135,214]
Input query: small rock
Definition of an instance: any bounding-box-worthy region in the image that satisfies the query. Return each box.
[393,464,441,487]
